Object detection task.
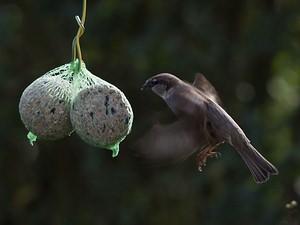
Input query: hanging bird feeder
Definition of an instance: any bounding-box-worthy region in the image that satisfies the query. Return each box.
[19,0,133,157]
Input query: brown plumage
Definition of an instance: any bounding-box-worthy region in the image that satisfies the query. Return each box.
[135,73,278,183]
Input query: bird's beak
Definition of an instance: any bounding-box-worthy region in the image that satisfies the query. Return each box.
[141,80,152,91]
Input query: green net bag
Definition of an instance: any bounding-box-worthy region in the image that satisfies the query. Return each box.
[19,64,74,143]
[19,59,133,157]
[70,60,133,157]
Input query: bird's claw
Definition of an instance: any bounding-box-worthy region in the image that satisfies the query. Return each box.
[211,151,221,159]
[198,162,206,172]
[198,166,202,172]
[196,148,221,172]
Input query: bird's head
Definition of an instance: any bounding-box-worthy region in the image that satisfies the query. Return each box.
[142,73,181,98]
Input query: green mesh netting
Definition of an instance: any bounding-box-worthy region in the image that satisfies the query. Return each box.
[70,60,133,157]
[19,59,133,157]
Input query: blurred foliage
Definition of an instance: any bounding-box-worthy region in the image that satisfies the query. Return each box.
[1,0,300,224]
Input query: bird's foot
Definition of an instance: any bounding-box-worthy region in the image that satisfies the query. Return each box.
[196,148,221,172]
[210,151,221,159]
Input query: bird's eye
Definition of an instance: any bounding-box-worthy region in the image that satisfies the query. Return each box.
[151,79,158,85]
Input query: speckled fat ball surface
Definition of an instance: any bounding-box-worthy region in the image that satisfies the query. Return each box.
[70,84,133,150]
[19,76,73,140]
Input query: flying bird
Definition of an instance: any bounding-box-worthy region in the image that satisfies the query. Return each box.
[135,73,278,183]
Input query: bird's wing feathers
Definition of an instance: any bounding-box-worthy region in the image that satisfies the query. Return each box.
[204,99,249,144]
[204,99,278,183]
[134,118,208,165]
[192,73,222,105]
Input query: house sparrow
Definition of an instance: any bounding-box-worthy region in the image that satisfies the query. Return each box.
[135,73,278,183]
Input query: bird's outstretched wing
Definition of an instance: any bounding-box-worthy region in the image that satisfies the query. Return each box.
[134,118,208,165]
[192,73,222,105]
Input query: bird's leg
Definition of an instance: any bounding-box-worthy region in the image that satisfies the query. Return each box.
[196,119,223,171]
[196,144,221,171]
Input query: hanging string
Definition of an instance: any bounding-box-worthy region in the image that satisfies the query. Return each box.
[72,0,87,71]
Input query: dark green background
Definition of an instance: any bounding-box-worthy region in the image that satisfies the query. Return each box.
[1,0,300,224]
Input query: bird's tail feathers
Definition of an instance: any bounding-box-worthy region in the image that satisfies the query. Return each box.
[237,143,278,183]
